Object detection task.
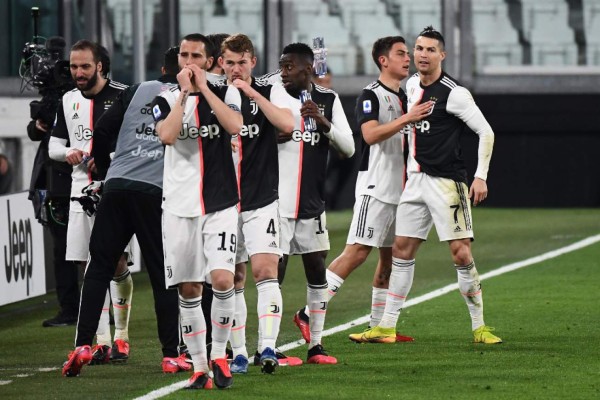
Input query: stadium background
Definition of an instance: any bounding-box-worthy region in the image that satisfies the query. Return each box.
[0,0,598,322]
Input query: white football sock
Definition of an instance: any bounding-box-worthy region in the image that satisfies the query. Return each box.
[326,269,344,300]
[369,286,388,327]
[111,269,132,342]
[379,258,414,329]
[210,286,235,360]
[179,295,209,373]
[230,288,248,359]
[307,283,328,349]
[95,290,112,346]
[256,279,282,352]
[456,261,485,330]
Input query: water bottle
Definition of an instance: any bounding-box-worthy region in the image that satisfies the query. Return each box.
[300,90,317,132]
[312,37,327,78]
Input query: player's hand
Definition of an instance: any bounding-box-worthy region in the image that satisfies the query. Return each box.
[65,148,86,165]
[177,67,193,92]
[86,157,97,173]
[300,99,330,132]
[187,64,207,91]
[406,99,435,123]
[277,131,293,143]
[469,177,488,206]
[232,79,256,98]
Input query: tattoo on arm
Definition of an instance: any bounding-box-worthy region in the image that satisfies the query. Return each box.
[180,90,189,107]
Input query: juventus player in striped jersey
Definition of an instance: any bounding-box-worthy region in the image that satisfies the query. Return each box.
[49,40,134,366]
[365,26,501,345]
[275,43,354,364]
[312,37,432,344]
[216,34,294,374]
[152,34,243,390]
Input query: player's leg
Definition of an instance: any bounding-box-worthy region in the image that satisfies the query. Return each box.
[229,261,248,373]
[64,193,133,376]
[131,193,183,371]
[204,205,237,388]
[110,253,132,362]
[428,176,501,344]
[163,210,212,389]
[243,201,283,374]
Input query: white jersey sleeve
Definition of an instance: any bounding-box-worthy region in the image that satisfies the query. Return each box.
[48,137,69,161]
[447,86,494,181]
[224,85,242,112]
[324,95,354,158]
[269,81,292,110]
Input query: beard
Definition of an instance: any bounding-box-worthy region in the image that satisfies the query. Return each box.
[76,67,100,91]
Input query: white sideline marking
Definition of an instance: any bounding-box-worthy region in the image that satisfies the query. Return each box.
[0,380,12,385]
[134,234,600,400]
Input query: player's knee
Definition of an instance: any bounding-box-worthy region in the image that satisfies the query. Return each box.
[450,245,472,266]
[210,271,234,291]
[234,269,246,286]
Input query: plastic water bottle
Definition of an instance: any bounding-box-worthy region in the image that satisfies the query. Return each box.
[313,37,327,78]
[299,90,317,132]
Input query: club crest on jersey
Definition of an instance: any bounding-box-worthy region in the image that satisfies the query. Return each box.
[250,100,258,115]
[152,104,162,120]
[363,100,372,114]
[427,96,437,115]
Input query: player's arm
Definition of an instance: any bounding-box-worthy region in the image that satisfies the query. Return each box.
[233,80,294,134]
[48,99,85,164]
[155,68,193,145]
[447,86,495,205]
[302,94,354,158]
[359,92,434,145]
[188,64,242,135]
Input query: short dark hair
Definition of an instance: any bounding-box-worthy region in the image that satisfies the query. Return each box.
[207,33,230,60]
[371,36,405,71]
[71,39,111,77]
[418,26,445,49]
[181,33,214,58]
[281,42,314,64]
[163,46,179,75]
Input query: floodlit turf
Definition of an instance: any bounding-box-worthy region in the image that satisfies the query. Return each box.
[0,208,599,399]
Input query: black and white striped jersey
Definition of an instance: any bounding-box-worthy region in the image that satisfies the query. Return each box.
[277,83,354,219]
[405,71,494,183]
[151,83,241,217]
[50,79,128,211]
[217,77,291,212]
[354,80,408,205]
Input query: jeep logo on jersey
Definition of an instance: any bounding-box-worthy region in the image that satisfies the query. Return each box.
[74,125,93,141]
[291,129,321,146]
[178,123,221,140]
[239,124,260,138]
[414,120,431,133]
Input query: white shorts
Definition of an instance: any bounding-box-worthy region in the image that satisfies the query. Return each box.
[66,210,94,262]
[395,172,474,242]
[162,206,238,288]
[237,200,283,260]
[346,195,396,248]
[280,211,330,255]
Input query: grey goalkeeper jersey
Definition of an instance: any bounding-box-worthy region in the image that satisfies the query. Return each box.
[95,78,176,190]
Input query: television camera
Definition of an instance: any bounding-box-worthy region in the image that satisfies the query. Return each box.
[20,7,73,127]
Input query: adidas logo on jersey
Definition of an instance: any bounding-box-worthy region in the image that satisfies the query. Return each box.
[226,258,234,264]
[387,105,394,112]
[268,241,278,248]
[72,113,79,120]
[454,226,462,232]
